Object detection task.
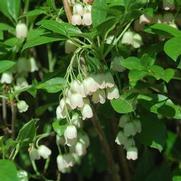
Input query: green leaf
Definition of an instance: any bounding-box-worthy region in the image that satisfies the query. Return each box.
[23,29,65,50]
[164,37,181,61]
[16,119,37,146]
[92,0,108,27]
[163,68,175,82]
[111,96,134,113]
[0,0,20,22]
[52,120,67,136]
[151,24,181,37]
[129,70,147,87]
[0,60,16,74]
[37,77,65,93]
[0,160,19,181]
[173,176,181,181]
[137,113,167,152]
[40,20,81,37]
[121,57,145,70]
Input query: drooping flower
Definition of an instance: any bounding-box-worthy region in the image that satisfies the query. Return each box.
[73,3,84,16]
[92,89,106,104]
[106,86,120,100]
[82,12,92,26]
[81,99,93,120]
[126,147,138,160]
[65,40,77,54]
[71,14,82,25]
[17,100,29,113]
[64,125,78,146]
[16,23,28,39]
[38,145,52,159]
[0,72,13,84]
[69,93,84,109]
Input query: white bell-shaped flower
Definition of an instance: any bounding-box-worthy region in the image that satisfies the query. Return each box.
[70,80,86,97]
[56,105,66,119]
[73,3,84,16]
[126,147,138,160]
[121,31,134,46]
[82,12,92,26]
[29,57,38,72]
[74,142,87,156]
[139,14,151,24]
[16,23,28,39]
[64,125,78,146]
[17,170,28,181]
[71,14,82,25]
[38,145,52,159]
[17,100,29,113]
[92,89,106,104]
[105,72,115,88]
[84,5,92,13]
[81,99,93,120]
[57,154,75,173]
[132,33,143,48]
[65,40,77,54]
[29,147,40,160]
[14,77,29,91]
[69,93,84,109]
[107,86,120,100]
[83,76,99,95]
[0,72,13,84]
[115,131,128,146]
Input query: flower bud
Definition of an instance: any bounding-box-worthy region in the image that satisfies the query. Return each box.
[65,40,77,54]
[107,86,120,100]
[82,12,92,26]
[126,147,138,160]
[17,100,29,113]
[71,14,82,25]
[16,23,28,39]
[92,89,106,104]
[64,125,77,146]
[81,99,93,120]
[73,3,84,16]
[69,93,84,109]
[0,72,13,84]
[38,145,51,159]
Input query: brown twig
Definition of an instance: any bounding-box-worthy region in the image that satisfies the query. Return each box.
[62,0,72,23]
[11,102,17,138]
[91,105,120,181]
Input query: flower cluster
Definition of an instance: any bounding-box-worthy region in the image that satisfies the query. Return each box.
[71,2,92,26]
[115,115,141,160]
[56,72,120,121]
[56,130,90,173]
[55,72,120,172]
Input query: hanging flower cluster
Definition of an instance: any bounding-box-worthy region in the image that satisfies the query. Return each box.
[69,0,92,26]
[115,115,142,160]
[55,71,120,172]
[56,72,120,121]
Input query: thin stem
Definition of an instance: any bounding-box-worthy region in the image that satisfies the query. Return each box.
[91,105,121,181]
[2,98,7,125]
